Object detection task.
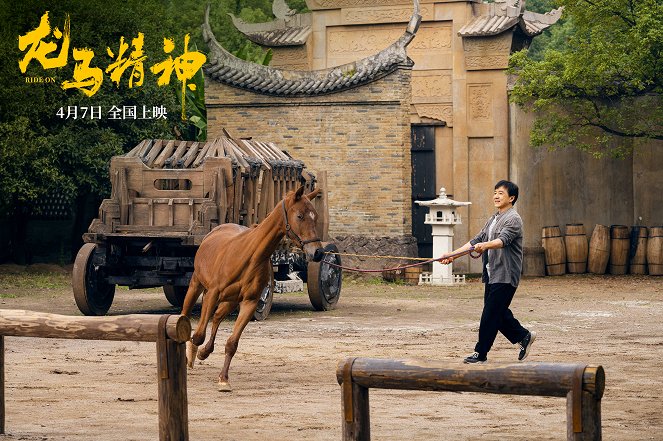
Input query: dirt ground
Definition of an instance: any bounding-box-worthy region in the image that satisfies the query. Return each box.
[0,265,661,440]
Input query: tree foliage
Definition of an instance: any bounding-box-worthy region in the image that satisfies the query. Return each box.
[0,0,298,261]
[509,0,663,157]
[0,0,183,211]
[0,0,292,215]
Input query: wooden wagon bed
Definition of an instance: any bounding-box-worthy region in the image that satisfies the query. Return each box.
[74,133,341,318]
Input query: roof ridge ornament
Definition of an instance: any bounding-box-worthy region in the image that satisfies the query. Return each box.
[203,0,422,96]
[272,0,296,20]
[458,0,563,38]
[228,12,312,47]
[228,0,313,48]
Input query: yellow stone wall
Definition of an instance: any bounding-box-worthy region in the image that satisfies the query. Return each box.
[211,1,522,272]
[210,0,662,274]
[206,67,414,237]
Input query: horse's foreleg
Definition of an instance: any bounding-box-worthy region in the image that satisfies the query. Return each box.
[191,288,220,347]
[217,299,258,392]
[186,341,198,369]
[198,300,237,361]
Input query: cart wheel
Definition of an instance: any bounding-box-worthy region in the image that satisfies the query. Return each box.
[73,243,115,316]
[253,268,274,321]
[163,285,188,307]
[307,243,342,311]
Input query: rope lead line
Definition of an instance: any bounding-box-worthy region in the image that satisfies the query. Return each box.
[323,247,481,273]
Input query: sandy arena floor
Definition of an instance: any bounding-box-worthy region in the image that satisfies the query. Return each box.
[0,267,661,440]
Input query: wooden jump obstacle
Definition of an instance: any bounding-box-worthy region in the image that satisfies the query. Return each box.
[337,358,605,441]
[0,309,191,440]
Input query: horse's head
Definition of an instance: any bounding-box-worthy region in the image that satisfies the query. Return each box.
[283,186,325,262]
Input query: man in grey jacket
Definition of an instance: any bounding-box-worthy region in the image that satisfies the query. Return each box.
[440,180,535,364]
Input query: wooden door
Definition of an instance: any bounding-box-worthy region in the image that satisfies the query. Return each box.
[411,126,436,258]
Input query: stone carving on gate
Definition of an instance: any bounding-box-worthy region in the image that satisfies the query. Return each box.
[411,73,452,103]
[327,25,450,57]
[462,33,512,70]
[409,24,452,51]
[414,104,454,127]
[343,5,434,24]
[465,54,511,70]
[327,28,400,55]
[469,85,492,120]
[309,0,408,9]
[462,33,512,53]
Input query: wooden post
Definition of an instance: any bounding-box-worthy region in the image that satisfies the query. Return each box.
[157,315,188,441]
[340,359,370,441]
[0,336,4,435]
[567,366,604,441]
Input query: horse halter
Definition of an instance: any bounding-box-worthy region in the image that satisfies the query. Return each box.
[281,199,321,248]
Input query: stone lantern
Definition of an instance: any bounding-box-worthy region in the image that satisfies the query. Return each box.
[415,188,472,285]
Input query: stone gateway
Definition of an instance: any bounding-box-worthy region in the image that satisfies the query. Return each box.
[204,0,662,273]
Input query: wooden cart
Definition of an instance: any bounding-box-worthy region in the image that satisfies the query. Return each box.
[73,135,342,319]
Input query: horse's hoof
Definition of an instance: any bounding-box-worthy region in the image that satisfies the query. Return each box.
[197,350,210,361]
[217,381,232,392]
[186,341,197,368]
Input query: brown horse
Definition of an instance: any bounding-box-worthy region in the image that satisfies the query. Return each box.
[180,185,323,391]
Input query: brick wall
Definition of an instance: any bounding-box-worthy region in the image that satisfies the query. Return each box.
[206,66,414,241]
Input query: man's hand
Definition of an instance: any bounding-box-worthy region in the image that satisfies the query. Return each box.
[439,256,454,265]
[473,242,488,253]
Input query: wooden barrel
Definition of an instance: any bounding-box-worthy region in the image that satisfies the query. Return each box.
[564,224,588,274]
[383,266,422,285]
[609,225,630,275]
[588,224,610,274]
[404,266,422,285]
[647,226,663,276]
[542,226,566,276]
[629,226,648,275]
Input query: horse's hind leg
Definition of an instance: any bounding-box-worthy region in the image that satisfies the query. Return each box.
[181,273,204,318]
[198,300,237,361]
[217,299,258,392]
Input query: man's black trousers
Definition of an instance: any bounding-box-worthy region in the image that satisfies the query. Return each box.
[474,282,529,357]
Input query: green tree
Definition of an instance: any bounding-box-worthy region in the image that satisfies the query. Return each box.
[523,0,575,61]
[509,0,663,157]
[0,0,295,262]
[0,0,189,261]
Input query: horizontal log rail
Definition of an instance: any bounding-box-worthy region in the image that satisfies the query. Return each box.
[336,358,605,441]
[0,310,191,441]
[0,309,191,343]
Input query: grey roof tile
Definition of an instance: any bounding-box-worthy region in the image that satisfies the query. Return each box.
[203,2,422,97]
[458,4,563,38]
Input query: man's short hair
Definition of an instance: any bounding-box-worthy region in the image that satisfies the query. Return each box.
[495,180,519,205]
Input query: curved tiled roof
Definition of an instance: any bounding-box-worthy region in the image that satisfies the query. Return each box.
[203,1,421,97]
[458,15,519,37]
[458,6,563,38]
[520,8,564,36]
[228,13,312,47]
